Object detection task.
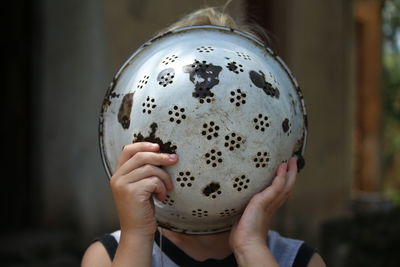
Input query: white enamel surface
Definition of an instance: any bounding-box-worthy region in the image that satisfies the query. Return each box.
[99,26,307,234]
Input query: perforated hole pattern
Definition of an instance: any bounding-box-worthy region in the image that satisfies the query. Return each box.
[137,75,149,89]
[219,208,237,217]
[201,121,219,140]
[230,88,247,106]
[176,171,195,187]
[169,212,185,219]
[161,195,175,206]
[199,92,215,104]
[196,46,214,53]
[158,68,175,87]
[141,96,157,114]
[161,55,178,65]
[253,114,270,132]
[224,132,244,151]
[236,51,251,60]
[205,149,223,167]
[202,182,222,199]
[226,61,244,74]
[168,105,187,124]
[254,152,270,168]
[233,175,250,192]
[192,209,208,218]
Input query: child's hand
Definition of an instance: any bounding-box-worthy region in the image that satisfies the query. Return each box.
[229,157,298,264]
[110,142,178,238]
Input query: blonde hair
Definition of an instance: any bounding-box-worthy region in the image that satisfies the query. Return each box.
[158,5,270,45]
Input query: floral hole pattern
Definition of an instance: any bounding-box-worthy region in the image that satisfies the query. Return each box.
[219,208,237,217]
[137,75,149,89]
[161,55,178,65]
[201,121,220,140]
[230,88,247,106]
[224,132,244,151]
[205,149,223,167]
[254,152,270,168]
[168,105,187,124]
[176,171,195,187]
[253,114,270,132]
[226,61,244,74]
[233,175,250,192]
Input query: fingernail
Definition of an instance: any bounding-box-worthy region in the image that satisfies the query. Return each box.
[151,143,159,148]
[168,154,178,160]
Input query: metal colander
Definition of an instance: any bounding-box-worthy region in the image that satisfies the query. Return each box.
[99,25,307,234]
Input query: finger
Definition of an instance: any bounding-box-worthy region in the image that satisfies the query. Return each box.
[124,164,173,191]
[273,158,298,207]
[276,161,288,177]
[285,157,298,190]
[132,176,168,202]
[116,142,160,170]
[251,163,287,206]
[117,151,178,176]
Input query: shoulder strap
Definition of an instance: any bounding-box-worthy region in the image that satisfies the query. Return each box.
[94,234,118,261]
[292,242,316,267]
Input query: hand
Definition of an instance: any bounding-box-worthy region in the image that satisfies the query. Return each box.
[110,142,178,238]
[229,157,298,255]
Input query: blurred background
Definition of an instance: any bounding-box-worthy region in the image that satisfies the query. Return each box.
[2,0,400,266]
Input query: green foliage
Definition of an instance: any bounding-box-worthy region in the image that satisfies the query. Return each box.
[383,0,400,183]
[385,187,400,205]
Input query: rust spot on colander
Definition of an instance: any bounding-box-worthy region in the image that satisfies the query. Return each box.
[304,114,308,129]
[292,134,306,171]
[282,118,290,133]
[102,77,120,113]
[249,70,280,99]
[118,93,134,129]
[295,154,305,171]
[183,60,222,99]
[132,123,177,154]
[202,182,221,198]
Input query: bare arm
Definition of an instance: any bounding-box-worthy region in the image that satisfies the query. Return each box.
[230,157,326,267]
[230,157,299,267]
[111,232,154,267]
[81,142,178,267]
[81,234,154,267]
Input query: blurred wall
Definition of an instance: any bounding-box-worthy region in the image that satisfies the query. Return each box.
[271,0,354,245]
[36,0,114,239]
[35,0,353,248]
[243,0,354,246]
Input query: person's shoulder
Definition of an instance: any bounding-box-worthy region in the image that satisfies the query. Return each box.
[81,230,120,267]
[307,253,326,267]
[268,230,326,267]
[81,241,111,267]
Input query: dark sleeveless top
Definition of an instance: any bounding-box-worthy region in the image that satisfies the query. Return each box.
[95,230,316,267]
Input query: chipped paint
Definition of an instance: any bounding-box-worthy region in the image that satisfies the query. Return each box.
[202,182,221,197]
[117,93,134,129]
[249,70,280,99]
[183,60,222,99]
[132,123,177,154]
[282,118,290,133]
